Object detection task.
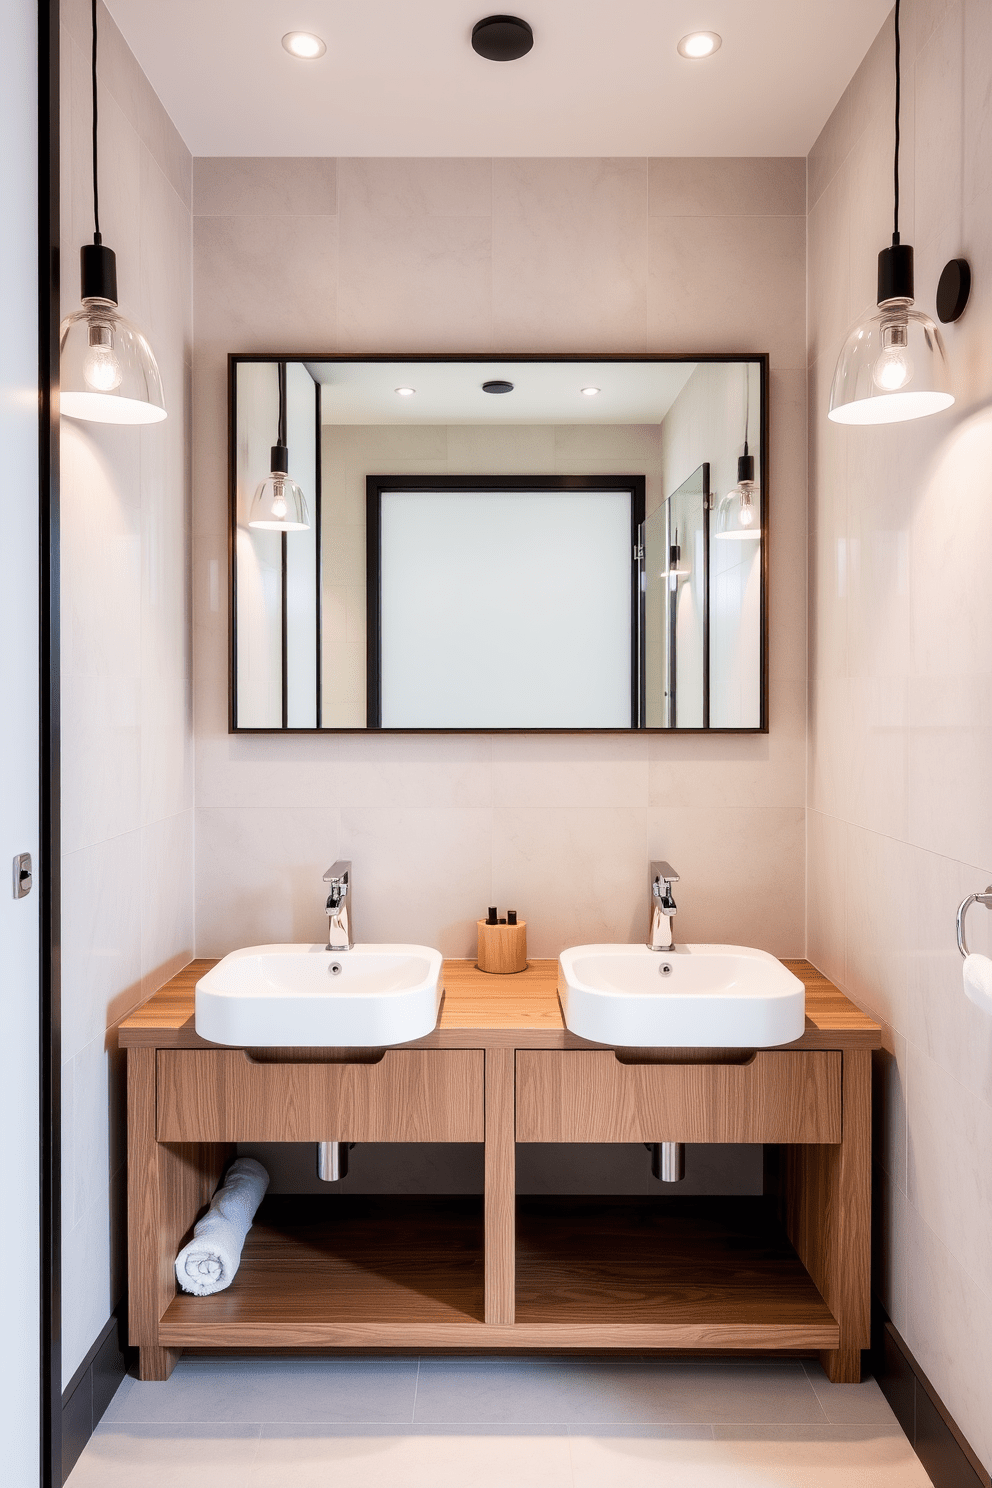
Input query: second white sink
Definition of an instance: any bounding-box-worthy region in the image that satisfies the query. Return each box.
[195,943,443,1047]
[559,943,806,1048]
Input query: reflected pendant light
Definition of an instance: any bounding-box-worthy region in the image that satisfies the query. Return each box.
[715,367,761,540]
[828,0,953,426]
[248,363,310,531]
[60,0,166,423]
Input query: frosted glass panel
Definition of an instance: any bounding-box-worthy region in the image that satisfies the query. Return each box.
[378,490,633,728]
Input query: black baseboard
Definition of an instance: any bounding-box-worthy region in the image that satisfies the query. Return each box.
[873,1305,991,1488]
[61,1307,132,1484]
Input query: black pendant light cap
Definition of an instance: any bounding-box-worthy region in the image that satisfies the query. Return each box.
[936,257,972,323]
[271,444,290,473]
[81,241,119,304]
[737,452,755,486]
[877,242,914,306]
[482,379,514,394]
[472,16,534,61]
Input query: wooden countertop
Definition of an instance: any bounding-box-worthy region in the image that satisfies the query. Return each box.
[118,957,881,1051]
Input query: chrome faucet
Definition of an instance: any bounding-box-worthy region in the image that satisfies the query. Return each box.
[323,860,353,951]
[648,861,679,950]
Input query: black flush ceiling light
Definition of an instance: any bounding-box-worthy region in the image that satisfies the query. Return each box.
[60,0,166,423]
[472,16,534,61]
[828,0,970,426]
[482,379,514,394]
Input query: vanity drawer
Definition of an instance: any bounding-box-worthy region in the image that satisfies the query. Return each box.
[156,1048,484,1143]
[515,1050,842,1144]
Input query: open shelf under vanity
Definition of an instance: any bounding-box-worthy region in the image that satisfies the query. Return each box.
[158,1194,839,1351]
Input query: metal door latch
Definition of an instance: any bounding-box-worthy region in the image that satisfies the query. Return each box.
[13,853,32,899]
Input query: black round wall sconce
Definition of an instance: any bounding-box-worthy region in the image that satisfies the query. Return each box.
[936,258,972,323]
[472,16,534,61]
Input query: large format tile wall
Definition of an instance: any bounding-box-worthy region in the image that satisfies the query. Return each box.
[192,155,808,961]
[807,0,992,1471]
[59,0,193,1385]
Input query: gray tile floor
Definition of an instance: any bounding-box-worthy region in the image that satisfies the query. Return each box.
[66,1356,934,1486]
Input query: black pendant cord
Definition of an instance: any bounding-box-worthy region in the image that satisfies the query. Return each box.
[743,364,750,458]
[91,0,101,244]
[893,0,901,245]
[277,362,288,447]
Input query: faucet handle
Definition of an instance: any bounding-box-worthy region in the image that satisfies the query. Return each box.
[651,860,680,887]
[323,859,351,886]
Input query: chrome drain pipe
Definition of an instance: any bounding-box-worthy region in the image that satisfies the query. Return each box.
[648,1141,685,1183]
[316,1141,349,1182]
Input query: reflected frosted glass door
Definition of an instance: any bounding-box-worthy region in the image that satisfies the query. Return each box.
[376,489,634,728]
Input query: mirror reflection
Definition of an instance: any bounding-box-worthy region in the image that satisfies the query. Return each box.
[231,357,766,732]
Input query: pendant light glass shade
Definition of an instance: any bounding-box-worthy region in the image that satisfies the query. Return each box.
[60,294,166,424]
[827,299,953,424]
[248,462,310,532]
[714,484,761,540]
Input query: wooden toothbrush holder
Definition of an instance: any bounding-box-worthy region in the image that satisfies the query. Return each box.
[476,919,528,974]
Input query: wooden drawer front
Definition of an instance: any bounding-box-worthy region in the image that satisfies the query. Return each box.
[516,1051,841,1145]
[157,1049,484,1143]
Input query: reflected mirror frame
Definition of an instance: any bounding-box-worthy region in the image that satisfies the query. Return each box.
[228,352,769,735]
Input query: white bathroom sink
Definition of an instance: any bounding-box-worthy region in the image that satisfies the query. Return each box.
[195,943,443,1047]
[558,943,806,1048]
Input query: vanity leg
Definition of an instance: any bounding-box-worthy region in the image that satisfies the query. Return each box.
[138,1346,182,1382]
[126,1048,232,1365]
[484,1046,516,1325]
[784,1048,871,1384]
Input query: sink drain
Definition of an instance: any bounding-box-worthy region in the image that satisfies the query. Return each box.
[328,962,343,976]
[659,963,673,976]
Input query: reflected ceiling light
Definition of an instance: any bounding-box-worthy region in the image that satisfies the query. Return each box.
[282,31,326,59]
[60,0,166,424]
[828,0,962,426]
[716,366,762,540]
[581,386,600,397]
[677,32,721,59]
[482,379,514,394]
[395,386,416,396]
[248,363,310,532]
[471,16,534,62]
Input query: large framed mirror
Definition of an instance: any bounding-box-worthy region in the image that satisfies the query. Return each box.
[229,355,767,733]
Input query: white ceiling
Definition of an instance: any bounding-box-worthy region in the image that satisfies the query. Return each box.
[306,359,698,424]
[104,0,892,158]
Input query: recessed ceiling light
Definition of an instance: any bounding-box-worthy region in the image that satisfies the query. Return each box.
[581,386,600,397]
[677,31,722,59]
[395,386,416,396]
[282,32,326,59]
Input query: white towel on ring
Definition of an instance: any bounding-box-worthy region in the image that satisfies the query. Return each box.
[963,953,992,1016]
[175,1158,269,1296]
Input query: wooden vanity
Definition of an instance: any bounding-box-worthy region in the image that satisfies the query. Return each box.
[120,959,879,1384]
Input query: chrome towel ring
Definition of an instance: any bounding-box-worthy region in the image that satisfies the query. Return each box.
[956,886,992,958]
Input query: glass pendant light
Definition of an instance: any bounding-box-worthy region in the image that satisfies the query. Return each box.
[248,363,310,531]
[715,367,762,540]
[828,0,953,426]
[60,0,166,424]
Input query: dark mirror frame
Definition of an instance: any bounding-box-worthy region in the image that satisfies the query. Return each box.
[228,353,769,735]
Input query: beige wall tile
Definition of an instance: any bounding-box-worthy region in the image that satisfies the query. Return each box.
[194,156,337,217]
[647,215,806,369]
[649,158,806,219]
[492,159,647,352]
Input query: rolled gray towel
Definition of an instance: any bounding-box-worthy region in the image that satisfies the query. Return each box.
[174,1158,269,1296]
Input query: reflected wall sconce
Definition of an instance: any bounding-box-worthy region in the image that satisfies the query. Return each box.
[248,363,310,531]
[828,0,971,426]
[60,0,166,423]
